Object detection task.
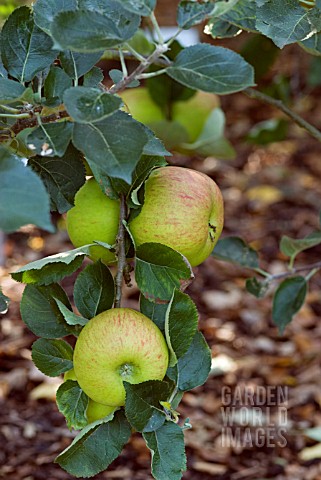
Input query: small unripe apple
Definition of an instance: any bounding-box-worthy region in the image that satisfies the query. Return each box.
[66,178,120,264]
[120,87,219,145]
[63,369,115,422]
[73,308,169,406]
[64,368,77,381]
[120,87,164,125]
[130,166,224,267]
[86,399,116,423]
[171,91,220,143]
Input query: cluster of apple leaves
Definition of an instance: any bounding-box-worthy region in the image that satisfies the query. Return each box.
[212,211,321,334]
[1,0,321,478]
[205,0,321,55]
[13,240,212,478]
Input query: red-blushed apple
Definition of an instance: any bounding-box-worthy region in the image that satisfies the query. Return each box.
[73,308,169,406]
[129,166,224,267]
[66,178,120,264]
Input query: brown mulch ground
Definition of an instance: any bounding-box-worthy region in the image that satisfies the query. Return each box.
[1,38,321,480]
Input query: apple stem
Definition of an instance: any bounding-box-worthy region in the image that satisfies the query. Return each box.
[114,194,128,308]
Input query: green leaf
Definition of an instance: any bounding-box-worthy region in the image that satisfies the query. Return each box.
[63,87,122,124]
[0,288,9,314]
[31,338,73,377]
[129,154,167,207]
[51,5,139,52]
[0,77,26,104]
[256,0,317,48]
[177,1,215,29]
[304,427,321,442]
[241,35,280,81]
[0,59,7,78]
[181,108,236,159]
[142,127,171,157]
[210,0,243,17]
[0,7,57,83]
[44,65,73,106]
[20,283,71,338]
[79,0,141,35]
[212,236,259,269]
[12,246,90,285]
[73,261,115,319]
[55,299,88,327]
[147,62,195,109]
[206,0,258,35]
[55,410,131,477]
[280,232,321,264]
[114,0,156,16]
[167,331,212,391]
[109,68,124,84]
[165,290,198,367]
[0,147,53,233]
[140,295,168,332]
[73,111,148,183]
[26,122,73,158]
[246,119,288,145]
[28,145,86,214]
[149,121,189,150]
[83,66,104,87]
[143,422,187,480]
[50,10,122,52]
[33,0,78,34]
[167,43,255,95]
[56,380,89,430]
[300,31,321,55]
[245,277,270,298]
[206,17,240,39]
[272,276,308,334]
[135,243,194,303]
[124,380,174,433]
[59,51,103,79]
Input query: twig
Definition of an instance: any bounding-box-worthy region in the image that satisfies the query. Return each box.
[104,48,171,67]
[109,44,169,94]
[267,260,321,281]
[0,110,70,142]
[114,195,127,309]
[244,87,321,143]
[0,46,171,143]
[0,231,5,267]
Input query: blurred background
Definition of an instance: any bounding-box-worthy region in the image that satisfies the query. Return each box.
[1,1,321,479]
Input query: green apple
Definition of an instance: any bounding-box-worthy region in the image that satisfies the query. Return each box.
[129,166,224,267]
[86,399,116,423]
[120,87,164,125]
[73,308,169,406]
[64,368,77,381]
[171,91,220,143]
[66,178,120,264]
[120,87,219,145]
[63,369,115,422]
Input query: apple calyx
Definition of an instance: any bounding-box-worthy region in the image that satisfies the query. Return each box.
[119,363,136,378]
[209,222,217,243]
